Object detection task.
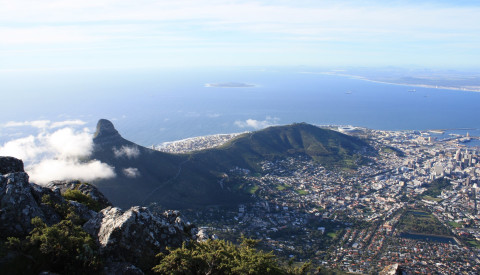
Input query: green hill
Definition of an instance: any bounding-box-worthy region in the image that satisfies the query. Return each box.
[90,120,374,209]
[191,123,370,171]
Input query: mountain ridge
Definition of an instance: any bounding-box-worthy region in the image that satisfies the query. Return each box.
[90,120,374,209]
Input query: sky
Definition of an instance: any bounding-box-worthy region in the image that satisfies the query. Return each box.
[1,0,480,71]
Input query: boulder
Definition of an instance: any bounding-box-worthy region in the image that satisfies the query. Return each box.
[83,206,196,267]
[0,156,24,174]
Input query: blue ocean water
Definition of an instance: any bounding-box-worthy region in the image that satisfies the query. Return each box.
[1,67,480,146]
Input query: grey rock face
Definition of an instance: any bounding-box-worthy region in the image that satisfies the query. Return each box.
[0,157,104,237]
[0,172,46,237]
[196,228,210,242]
[69,200,98,222]
[84,206,196,266]
[1,156,197,273]
[103,262,145,275]
[46,180,112,209]
[0,156,24,174]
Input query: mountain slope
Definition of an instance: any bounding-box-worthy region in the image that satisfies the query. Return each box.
[190,123,370,172]
[90,120,374,209]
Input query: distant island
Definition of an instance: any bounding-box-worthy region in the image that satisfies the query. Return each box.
[205,82,256,88]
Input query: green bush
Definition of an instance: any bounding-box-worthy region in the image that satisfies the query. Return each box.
[62,189,103,212]
[152,237,311,275]
[4,217,103,274]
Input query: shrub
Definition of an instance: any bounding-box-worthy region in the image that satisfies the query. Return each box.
[4,217,103,274]
[152,237,311,275]
[62,189,103,212]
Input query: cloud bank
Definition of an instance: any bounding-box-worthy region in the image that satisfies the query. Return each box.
[29,159,115,184]
[0,120,115,184]
[234,116,279,130]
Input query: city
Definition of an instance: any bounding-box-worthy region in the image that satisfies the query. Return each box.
[157,126,480,274]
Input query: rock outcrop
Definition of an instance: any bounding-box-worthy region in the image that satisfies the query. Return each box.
[0,171,47,237]
[84,206,197,267]
[93,118,122,145]
[0,156,24,174]
[0,156,198,273]
[0,157,112,237]
[46,180,112,209]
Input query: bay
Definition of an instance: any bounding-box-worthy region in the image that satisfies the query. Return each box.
[1,67,480,147]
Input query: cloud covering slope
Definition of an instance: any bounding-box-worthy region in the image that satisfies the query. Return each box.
[0,120,115,184]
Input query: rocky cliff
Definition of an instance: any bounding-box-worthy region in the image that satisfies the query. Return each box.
[84,206,197,268]
[0,156,198,274]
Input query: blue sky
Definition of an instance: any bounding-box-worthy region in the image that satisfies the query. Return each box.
[1,0,479,71]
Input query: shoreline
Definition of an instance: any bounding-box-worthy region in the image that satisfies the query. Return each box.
[154,125,480,153]
[301,71,480,93]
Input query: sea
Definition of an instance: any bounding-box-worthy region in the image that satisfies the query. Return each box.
[1,67,480,147]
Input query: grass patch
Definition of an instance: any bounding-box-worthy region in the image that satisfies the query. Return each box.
[396,208,451,236]
[295,189,308,195]
[246,185,259,195]
[327,230,341,240]
[448,221,462,228]
[276,184,287,191]
[423,195,443,202]
[422,177,451,198]
[381,146,405,157]
[467,240,480,249]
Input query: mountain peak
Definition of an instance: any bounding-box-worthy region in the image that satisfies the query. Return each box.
[93,119,121,141]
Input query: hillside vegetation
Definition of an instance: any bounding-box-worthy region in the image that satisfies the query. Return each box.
[192,123,371,171]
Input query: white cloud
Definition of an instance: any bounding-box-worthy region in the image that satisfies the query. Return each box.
[47,128,92,158]
[1,1,478,49]
[1,1,479,68]
[0,135,47,160]
[4,120,51,129]
[29,159,115,184]
[0,26,95,45]
[50,119,87,128]
[3,119,87,129]
[122,167,140,178]
[113,145,140,158]
[0,123,116,184]
[235,116,279,130]
[0,127,92,160]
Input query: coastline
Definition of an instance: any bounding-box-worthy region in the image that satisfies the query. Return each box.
[301,71,480,93]
[153,125,480,154]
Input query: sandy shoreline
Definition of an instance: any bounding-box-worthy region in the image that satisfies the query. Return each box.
[301,71,480,93]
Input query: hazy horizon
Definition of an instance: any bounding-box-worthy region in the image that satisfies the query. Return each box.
[1,0,480,71]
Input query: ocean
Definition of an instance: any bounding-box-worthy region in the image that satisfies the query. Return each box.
[1,67,480,147]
